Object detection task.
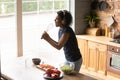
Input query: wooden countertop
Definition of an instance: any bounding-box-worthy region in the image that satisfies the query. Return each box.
[62,73,98,80]
[76,35,120,47]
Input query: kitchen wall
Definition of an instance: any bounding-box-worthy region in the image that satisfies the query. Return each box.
[73,0,120,35]
[97,0,120,28]
[70,0,91,35]
[106,0,120,22]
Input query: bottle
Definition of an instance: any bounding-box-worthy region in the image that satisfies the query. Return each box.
[108,27,115,38]
[105,24,109,37]
[111,28,115,38]
[108,31,112,38]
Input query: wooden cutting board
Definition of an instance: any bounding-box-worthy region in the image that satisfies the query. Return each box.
[86,28,101,36]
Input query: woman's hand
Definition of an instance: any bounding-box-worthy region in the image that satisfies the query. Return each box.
[41,31,50,41]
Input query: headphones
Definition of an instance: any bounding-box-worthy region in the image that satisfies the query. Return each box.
[62,10,66,25]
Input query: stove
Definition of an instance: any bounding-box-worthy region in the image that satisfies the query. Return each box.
[107,45,120,75]
[110,39,120,44]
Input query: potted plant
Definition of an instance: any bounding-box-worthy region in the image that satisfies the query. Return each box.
[84,11,100,28]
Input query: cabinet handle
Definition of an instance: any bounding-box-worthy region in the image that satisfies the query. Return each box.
[112,48,114,50]
[117,49,119,52]
[110,57,112,66]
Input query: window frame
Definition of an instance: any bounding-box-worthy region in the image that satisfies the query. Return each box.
[16,0,23,57]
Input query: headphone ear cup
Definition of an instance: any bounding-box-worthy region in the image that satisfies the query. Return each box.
[62,20,65,24]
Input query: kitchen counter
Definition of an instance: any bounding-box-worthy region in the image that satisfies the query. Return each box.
[1,55,98,80]
[76,34,120,79]
[76,35,120,47]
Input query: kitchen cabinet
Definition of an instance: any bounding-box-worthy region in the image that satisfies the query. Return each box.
[77,38,88,69]
[88,41,107,75]
[76,35,120,79]
[87,41,98,72]
[97,43,107,75]
[77,36,107,75]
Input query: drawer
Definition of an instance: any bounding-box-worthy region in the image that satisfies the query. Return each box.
[88,41,96,47]
[97,43,107,50]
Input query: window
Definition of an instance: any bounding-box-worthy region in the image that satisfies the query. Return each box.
[0,0,17,60]
[0,0,69,60]
[22,0,69,56]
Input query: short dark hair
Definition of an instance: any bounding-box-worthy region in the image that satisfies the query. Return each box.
[57,10,72,26]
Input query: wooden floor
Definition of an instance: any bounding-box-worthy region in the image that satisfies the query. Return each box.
[80,68,120,80]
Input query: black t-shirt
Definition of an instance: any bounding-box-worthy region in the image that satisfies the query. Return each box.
[58,26,82,62]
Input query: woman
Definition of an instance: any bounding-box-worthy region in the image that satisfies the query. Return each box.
[41,10,82,73]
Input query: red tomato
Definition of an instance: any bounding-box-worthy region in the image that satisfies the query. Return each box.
[45,68,53,76]
[53,69,61,75]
